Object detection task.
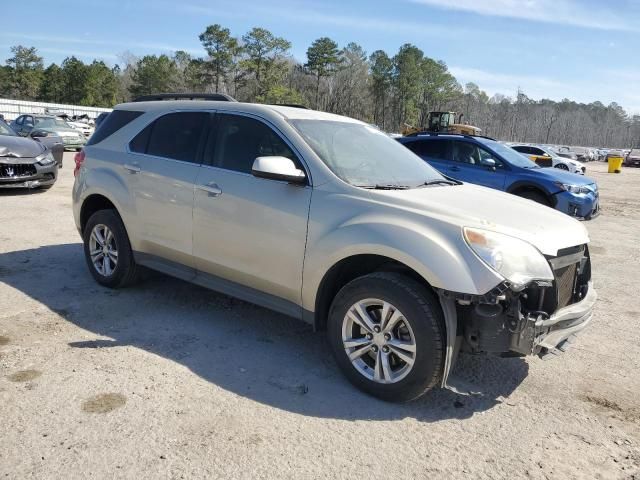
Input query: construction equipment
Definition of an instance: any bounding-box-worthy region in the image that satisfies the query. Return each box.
[402,112,481,136]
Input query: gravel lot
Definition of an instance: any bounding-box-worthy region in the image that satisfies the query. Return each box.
[1,154,639,479]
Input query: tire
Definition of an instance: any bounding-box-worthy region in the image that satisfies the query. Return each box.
[327,272,445,402]
[516,189,550,207]
[83,209,138,288]
[555,163,569,170]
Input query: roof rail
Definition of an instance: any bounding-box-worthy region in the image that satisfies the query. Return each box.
[132,93,237,102]
[405,131,438,137]
[405,131,496,141]
[270,103,309,109]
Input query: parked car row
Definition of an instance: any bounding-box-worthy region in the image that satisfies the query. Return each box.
[72,95,596,402]
[507,143,586,174]
[9,114,87,151]
[625,148,640,167]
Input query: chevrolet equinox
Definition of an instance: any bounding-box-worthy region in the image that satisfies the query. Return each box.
[72,94,596,402]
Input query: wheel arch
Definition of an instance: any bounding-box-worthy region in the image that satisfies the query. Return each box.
[80,193,120,234]
[312,254,431,332]
[507,181,556,207]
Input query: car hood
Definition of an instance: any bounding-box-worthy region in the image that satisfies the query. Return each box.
[0,135,46,158]
[531,167,595,185]
[373,183,589,256]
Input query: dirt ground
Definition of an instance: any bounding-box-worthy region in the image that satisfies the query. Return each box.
[1,154,639,479]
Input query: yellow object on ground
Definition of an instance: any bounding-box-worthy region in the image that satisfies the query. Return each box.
[607,156,623,173]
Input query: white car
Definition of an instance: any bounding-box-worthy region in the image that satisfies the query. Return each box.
[511,145,586,175]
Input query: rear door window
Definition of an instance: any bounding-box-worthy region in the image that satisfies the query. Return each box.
[420,139,450,161]
[144,112,208,164]
[129,124,152,154]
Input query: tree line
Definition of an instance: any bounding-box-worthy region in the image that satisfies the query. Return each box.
[1,26,638,148]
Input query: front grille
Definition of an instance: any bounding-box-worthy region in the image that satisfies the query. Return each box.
[0,163,37,178]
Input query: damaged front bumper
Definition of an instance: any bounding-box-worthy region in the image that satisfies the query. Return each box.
[438,245,596,388]
[513,281,596,357]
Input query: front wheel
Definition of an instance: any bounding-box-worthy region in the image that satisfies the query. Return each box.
[327,272,445,402]
[516,189,550,207]
[83,209,138,288]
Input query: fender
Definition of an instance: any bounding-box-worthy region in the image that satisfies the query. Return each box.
[302,214,503,314]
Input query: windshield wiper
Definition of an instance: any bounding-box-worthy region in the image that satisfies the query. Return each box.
[418,179,459,187]
[355,184,411,190]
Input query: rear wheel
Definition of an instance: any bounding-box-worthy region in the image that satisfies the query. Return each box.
[555,163,569,170]
[327,272,445,402]
[516,189,550,207]
[83,209,137,288]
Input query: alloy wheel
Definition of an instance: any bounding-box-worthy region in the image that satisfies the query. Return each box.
[341,298,417,384]
[89,224,118,276]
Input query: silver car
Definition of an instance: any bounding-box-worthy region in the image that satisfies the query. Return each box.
[72,97,596,401]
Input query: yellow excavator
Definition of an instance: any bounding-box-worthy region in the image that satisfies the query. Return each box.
[402,112,481,136]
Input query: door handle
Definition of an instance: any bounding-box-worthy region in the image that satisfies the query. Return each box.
[123,163,141,174]
[196,182,222,197]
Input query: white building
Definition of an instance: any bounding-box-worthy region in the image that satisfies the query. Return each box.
[0,98,112,121]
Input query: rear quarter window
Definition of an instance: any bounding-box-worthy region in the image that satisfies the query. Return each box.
[129,112,208,164]
[86,110,143,146]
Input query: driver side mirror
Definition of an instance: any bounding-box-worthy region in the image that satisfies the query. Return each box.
[251,156,306,184]
[481,158,497,170]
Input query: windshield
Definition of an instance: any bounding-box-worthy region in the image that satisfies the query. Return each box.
[290,119,447,188]
[35,117,71,129]
[0,119,16,136]
[477,138,540,168]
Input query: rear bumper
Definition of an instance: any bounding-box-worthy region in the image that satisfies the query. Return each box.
[62,137,86,150]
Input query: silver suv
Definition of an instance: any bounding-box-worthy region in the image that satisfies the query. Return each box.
[72,95,596,402]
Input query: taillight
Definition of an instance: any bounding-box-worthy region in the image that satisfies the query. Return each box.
[74,149,85,177]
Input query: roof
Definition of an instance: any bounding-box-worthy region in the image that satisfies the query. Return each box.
[115,100,364,124]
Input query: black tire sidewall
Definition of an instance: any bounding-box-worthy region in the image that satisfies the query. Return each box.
[327,273,445,402]
[83,210,134,288]
[517,190,549,206]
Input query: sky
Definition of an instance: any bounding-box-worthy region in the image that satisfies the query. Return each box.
[2,0,639,113]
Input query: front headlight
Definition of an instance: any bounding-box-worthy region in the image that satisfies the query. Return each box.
[463,227,553,290]
[36,151,56,166]
[554,182,590,194]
